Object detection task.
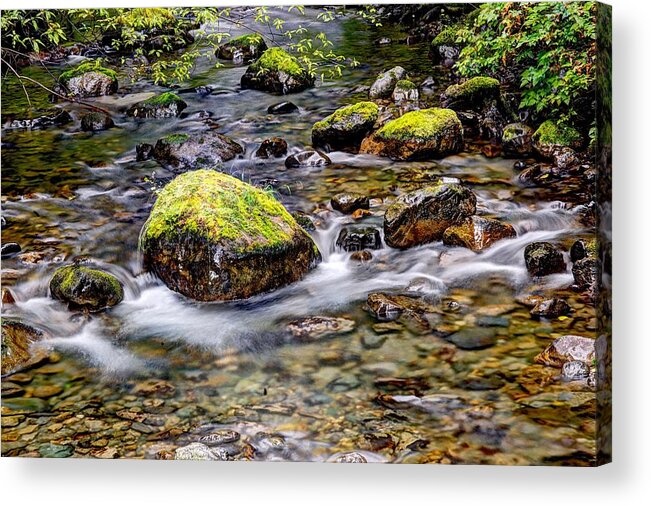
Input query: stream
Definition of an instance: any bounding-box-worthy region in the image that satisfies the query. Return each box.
[1,9,597,464]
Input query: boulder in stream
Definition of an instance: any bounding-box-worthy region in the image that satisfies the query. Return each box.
[441,77,501,110]
[287,316,355,343]
[216,33,268,64]
[1,319,49,376]
[49,264,124,311]
[267,101,298,114]
[80,111,114,132]
[359,108,463,160]
[336,226,382,252]
[369,66,407,99]
[572,257,601,295]
[152,131,243,172]
[532,120,583,160]
[255,137,288,158]
[501,122,534,157]
[524,242,566,277]
[3,109,72,130]
[241,47,314,94]
[442,216,516,252]
[58,61,118,97]
[383,181,476,249]
[392,80,419,105]
[127,92,187,119]
[284,150,331,168]
[312,102,379,151]
[140,170,321,301]
[331,192,369,214]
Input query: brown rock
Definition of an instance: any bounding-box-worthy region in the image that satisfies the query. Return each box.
[534,335,595,368]
[442,216,516,252]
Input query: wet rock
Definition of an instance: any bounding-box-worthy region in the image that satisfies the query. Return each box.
[448,327,497,350]
[351,208,372,220]
[534,335,595,368]
[336,226,381,252]
[327,373,361,392]
[524,242,566,276]
[442,216,516,252]
[532,120,583,160]
[3,109,72,130]
[2,397,48,413]
[530,298,571,318]
[152,131,243,172]
[199,430,240,446]
[31,385,63,398]
[376,37,392,45]
[39,443,74,458]
[366,293,435,322]
[383,182,476,249]
[350,250,373,262]
[2,287,16,304]
[291,211,315,232]
[241,47,314,94]
[284,150,331,168]
[287,316,355,342]
[361,334,387,349]
[141,170,320,301]
[502,122,533,157]
[570,239,597,263]
[513,160,527,171]
[136,143,154,161]
[369,66,407,99]
[333,452,367,463]
[80,111,114,131]
[58,61,118,97]
[553,147,579,170]
[133,379,175,397]
[267,101,298,114]
[392,79,419,105]
[174,442,227,461]
[331,192,370,214]
[1,242,21,257]
[561,361,591,381]
[572,257,601,294]
[441,77,501,111]
[360,108,463,161]
[1,320,49,376]
[127,92,187,119]
[255,137,288,158]
[49,264,124,311]
[517,163,557,187]
[216,33,267,64]
[312,102,379,151]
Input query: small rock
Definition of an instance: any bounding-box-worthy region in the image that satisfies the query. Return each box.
[284,150,331,168]
[530,298,571,318]
[443,216,516,252]
[333,452,368,463]
[136,143,154,161]
[524,242,566,277]
[369,66,407,99]
[267,101,298,114]
[336,226,382,252]
[534,335,595,368]
[174,442,227,461]
[39,443,74,458]
[502,123,534,157]
[80,111,114,131]
[2,320,49,376]
[49,264,124,311]
[561,361,591,381]
[287,316,355,342]
[199,430,240,446]
[127,92,187,119]
[331,192,369,214]
[572,257,601,294]
[448,327,498,350]
[255,137,288,158]
[350,250,373,263]
[2,287,16,304]
[1,242,21,257]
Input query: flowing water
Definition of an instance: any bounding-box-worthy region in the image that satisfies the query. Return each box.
[1,10,597,463]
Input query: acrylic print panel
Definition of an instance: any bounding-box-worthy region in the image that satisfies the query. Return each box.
[1,2,611,465]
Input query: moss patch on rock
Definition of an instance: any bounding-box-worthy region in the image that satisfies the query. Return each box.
[312,102,379,151]
[142,92,184,107]
[432,26,460,46]
[313,102,379,131]
[50,265,124,311]
[249,47,305,78]
[377,108,460,142]
[533,120,582,148]
[59,61,117,83]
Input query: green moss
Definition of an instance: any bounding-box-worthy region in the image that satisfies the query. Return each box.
[51,265,123,300]
[59,61,117,83]
[444,76,500,99]
[229,33,265,47]
[249,47,305,78]
[142,92,184,107]
[533,120,582,147]
[162,133,190,145]
[142,169,302,253]
[395,79,416,90]
[432,26,460,46]
[313,102,379,131]
[376,108,461,142]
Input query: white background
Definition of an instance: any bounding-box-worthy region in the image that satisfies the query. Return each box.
[1,0,650,503]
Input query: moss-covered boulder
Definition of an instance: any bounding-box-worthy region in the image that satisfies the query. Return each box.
[430,26,462,66]
[369,66,407,100]
[384,182,476,249]
[58,61,118,98]
[140,170,321,301]
[524,242,567,277]
[80,112,114,132]
[532,120,584,159]
[312,102,379,151]
[501,122,534,157]
[152,131,243,172]
[441,77,501,110]
[1,320,49,376]
[216,33,268,64]
[127,92,188,119]
[241,47,314,95]
[443,216,516,252]
[359,108,463,160]
[392,79,419,105]
[50,264,124,311]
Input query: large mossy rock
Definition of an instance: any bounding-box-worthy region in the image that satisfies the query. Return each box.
[369,66,407,99]
[49,264,124,311]
[127,92,188,119]
[240,47,314,95]
[532,120,583,159]
[312,102,379,151]
[441,76,500,110]
[216,34,268,64]
[152,131,243,172]
[359,108,463,161]
[58,61,118,98]
[442,216,516,252]
[383,182,476,249]
[140,170,321,301]
[1,320,49,376]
